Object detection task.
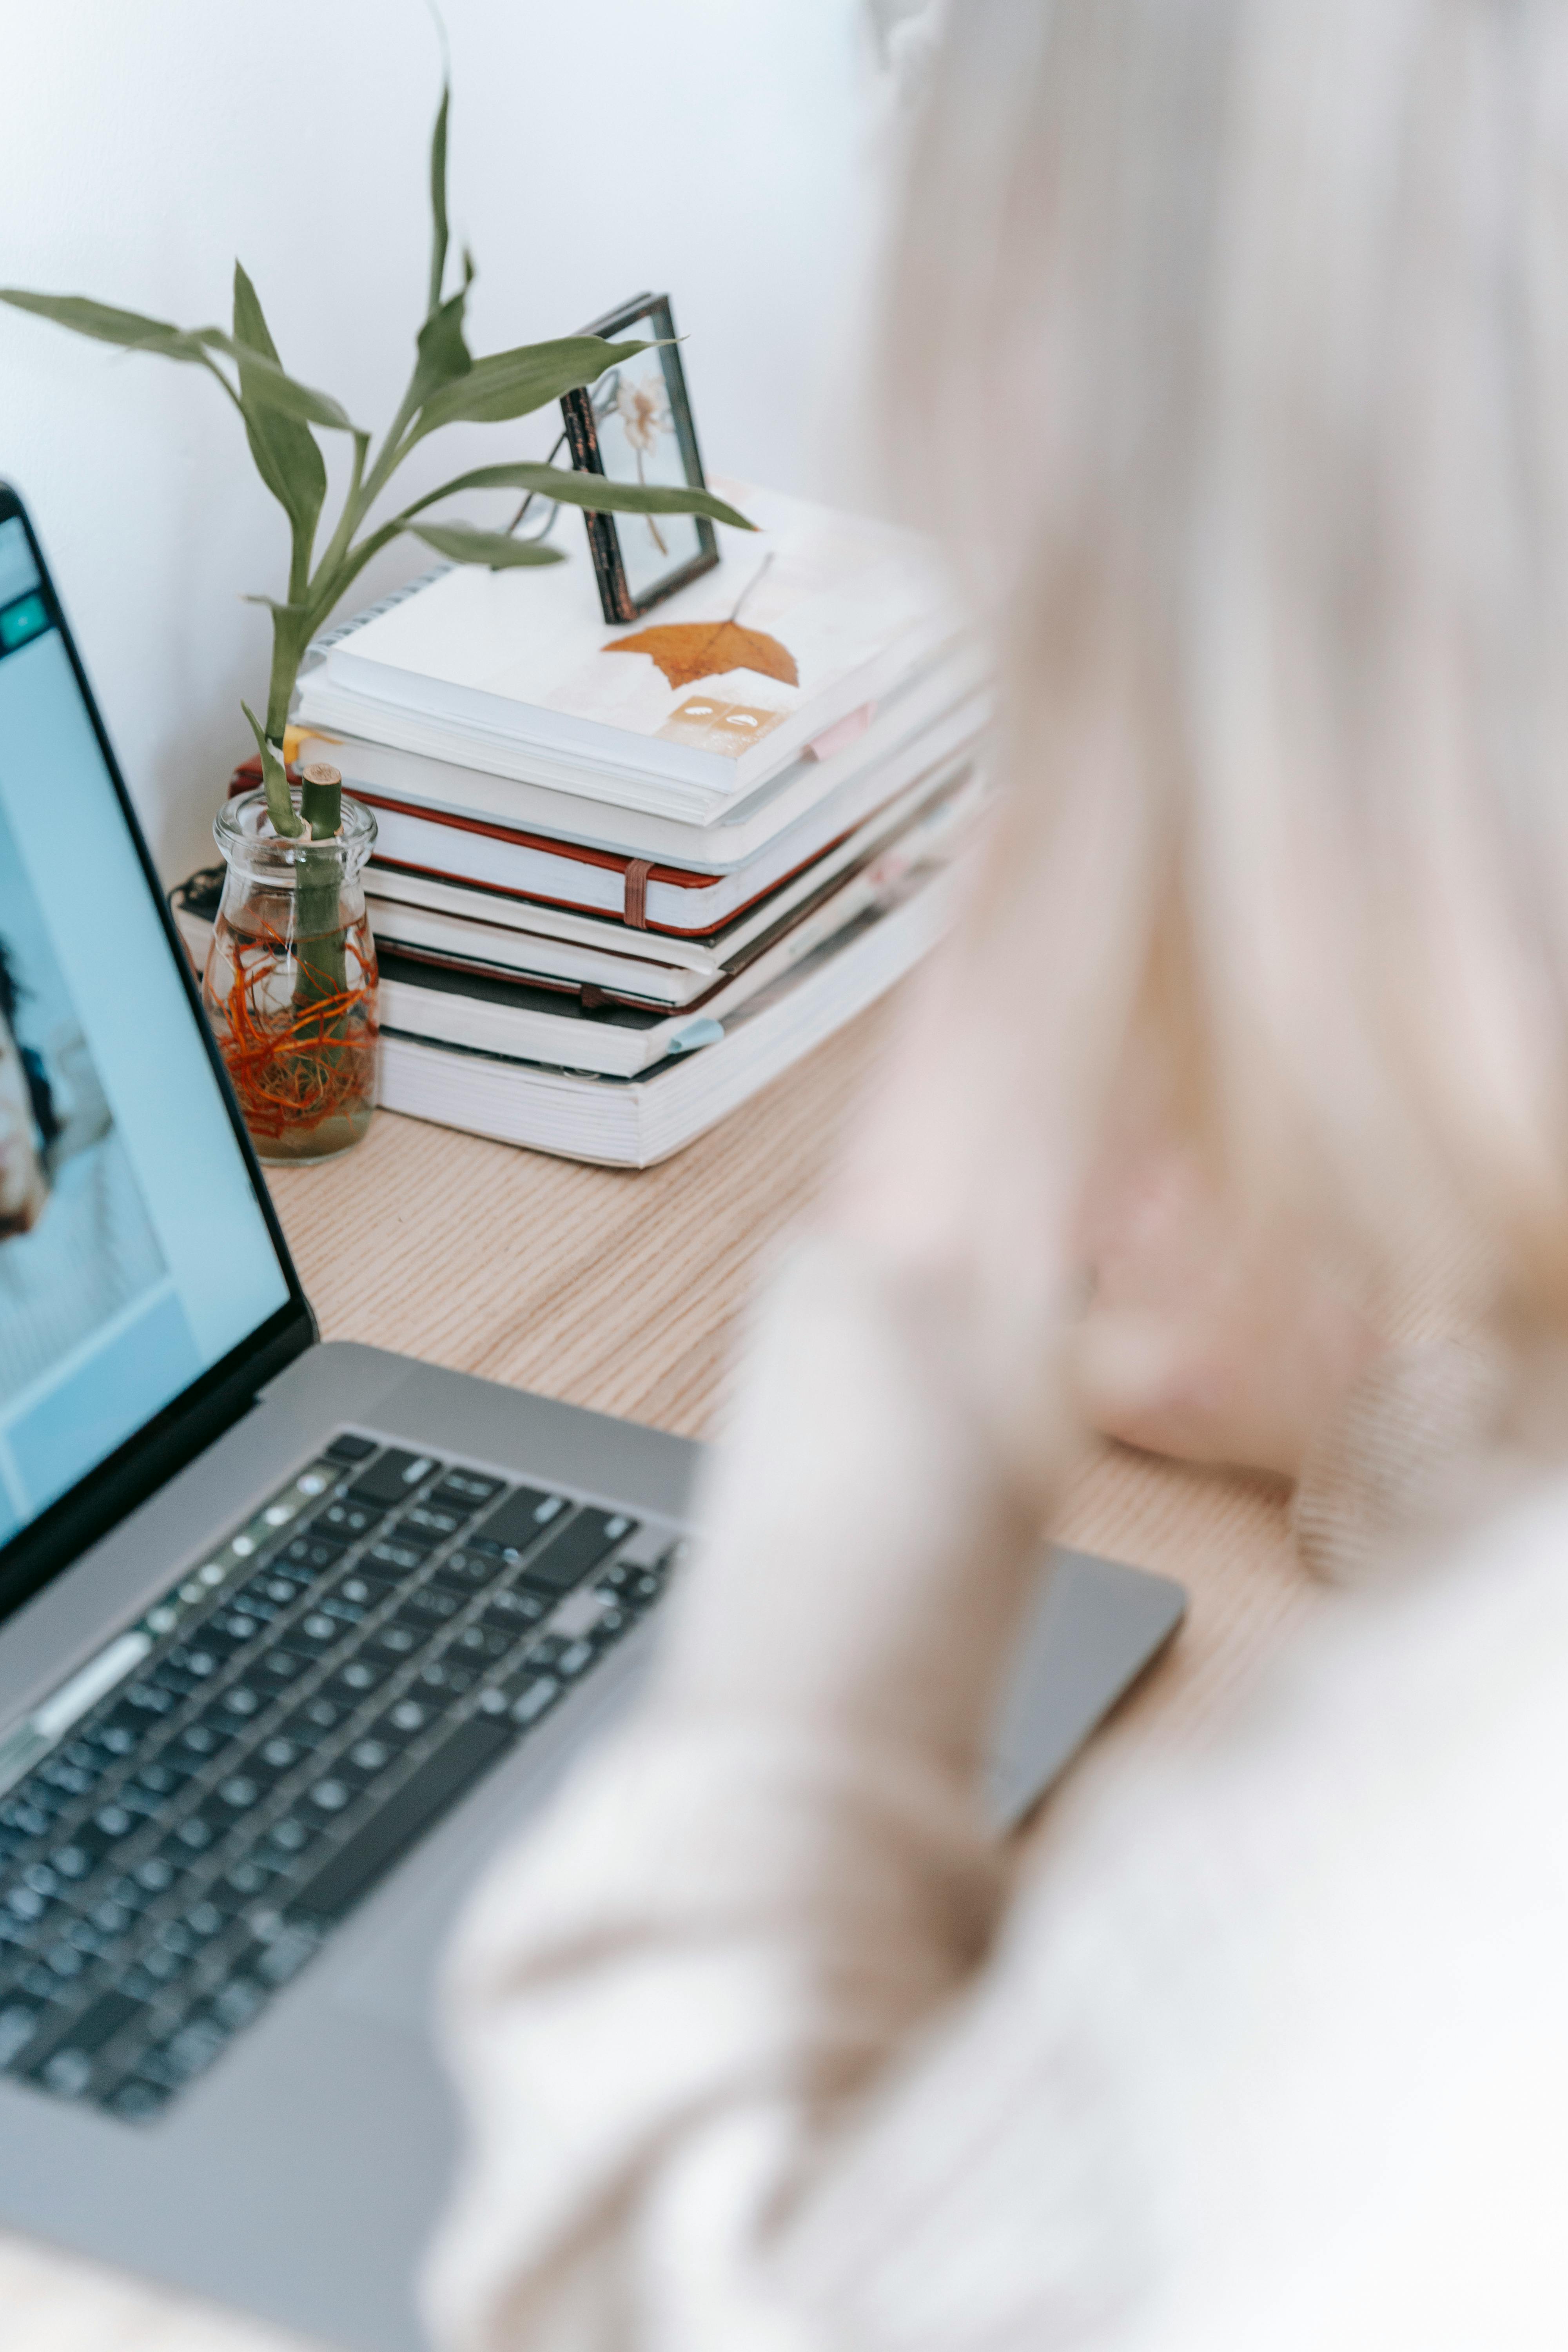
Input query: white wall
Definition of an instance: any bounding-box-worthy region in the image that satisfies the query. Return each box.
[1,0,894,880]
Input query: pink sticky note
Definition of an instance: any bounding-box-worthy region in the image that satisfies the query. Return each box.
[806,702,877,762]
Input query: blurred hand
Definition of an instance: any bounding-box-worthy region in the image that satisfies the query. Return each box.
[1070,1128,1378,1482]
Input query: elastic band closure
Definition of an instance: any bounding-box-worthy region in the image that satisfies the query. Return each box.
[624,858,653,928]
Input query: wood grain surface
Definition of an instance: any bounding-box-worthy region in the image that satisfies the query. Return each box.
[1,996,1316,2350]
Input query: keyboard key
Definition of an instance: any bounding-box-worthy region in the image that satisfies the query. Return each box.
[267,1815,319,1858]
[216,1682,267,1721]
[282,1609,352,1659]
[107,2076,173,2121]
[176,1719,233,1762]
[52,1806,136,1874]
[88,1710,143,1760]
[324,1432,376,1463]
[470,1487,561,1557]
[433,1548,508,1596]
[149,1658,204,1700]
[322,1570,396,1617]
[314,1500,382,1543]
[430,1471,504,1508]
[514,1511,637,1597]
[216,1857,277,1904]
[365,1536,428,1574]
[365,1620,430,1664]
[334,1735,394,1785]
[413,1655,475,1700]
[448,1622,513,1665]
[508,1674,563,1728]
[254,1648,306,1689]
[126,1756,198,1808]
[481,1588,548,1639]
[22,1986,145,2086]
[397,1501,467,1543]
[0,1995,49,2070]
[166,1640,229,1679]
[163,1815,218,1859]
[154,2014,229,2086]
[280,1696,351,1746]
[289,1715,513,1927]
[320,1658,387,1705]
[255,1923,318,1985]
[368,1697,434,1746]
[5,1883,60,1928]
[275,1531,347,1577]
[348,1450,443,1508]
[212,1973,267,2029]
[207,1607,268,1648]
[103,1873,154,1915]
[214,1773,267,1816]
[236,1573,292,1615]
[396,1586,459,1627]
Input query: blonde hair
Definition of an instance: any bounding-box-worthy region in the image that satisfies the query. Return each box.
[884,0,1568,1328]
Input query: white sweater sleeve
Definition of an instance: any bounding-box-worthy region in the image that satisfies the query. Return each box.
[421,1240,1568,2352]
[422,1235,1051,2352]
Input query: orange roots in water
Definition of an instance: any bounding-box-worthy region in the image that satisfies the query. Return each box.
[207,916,378,1145]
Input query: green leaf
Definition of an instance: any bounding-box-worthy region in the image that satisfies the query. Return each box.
[401,460,755,532]
[1,288,194,350]
[409,273,473,413]
[0,288,227,373]
[232,263,327,554]
[0,290,359,433]
[403,521,566,569]
[198,331,356,432]
[409,334,650,441]
[428,82,451,316]
[241,700,304,838]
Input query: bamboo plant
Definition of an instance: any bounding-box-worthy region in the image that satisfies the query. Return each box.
[0,82,751,850]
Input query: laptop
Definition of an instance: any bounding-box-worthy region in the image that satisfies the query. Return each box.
[0,481,1186,2351]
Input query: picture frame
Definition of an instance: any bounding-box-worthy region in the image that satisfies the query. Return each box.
[561,292,720,624]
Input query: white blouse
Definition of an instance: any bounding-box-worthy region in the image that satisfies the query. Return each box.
[423,1237,1568,2352]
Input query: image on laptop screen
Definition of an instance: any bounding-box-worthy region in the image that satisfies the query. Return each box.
[0,513,292,1550]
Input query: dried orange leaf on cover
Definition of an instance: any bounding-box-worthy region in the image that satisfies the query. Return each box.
[606,619,800,692]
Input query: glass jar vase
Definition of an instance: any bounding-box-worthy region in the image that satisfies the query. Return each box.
[203,788,379,1166]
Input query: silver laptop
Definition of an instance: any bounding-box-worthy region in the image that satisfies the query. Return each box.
[0,484,1185,2351]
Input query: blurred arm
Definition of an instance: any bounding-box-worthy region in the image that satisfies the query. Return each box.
[423,1234,1054,2352]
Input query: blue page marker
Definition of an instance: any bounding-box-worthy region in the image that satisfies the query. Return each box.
[669,1018,724,1056]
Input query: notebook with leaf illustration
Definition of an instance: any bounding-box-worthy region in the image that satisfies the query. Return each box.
[295,483,956,822]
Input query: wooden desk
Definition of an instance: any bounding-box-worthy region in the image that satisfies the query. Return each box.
[0,999,1316,2350]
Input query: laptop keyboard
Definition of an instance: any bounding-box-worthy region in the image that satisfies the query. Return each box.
[0,1433,671,2123]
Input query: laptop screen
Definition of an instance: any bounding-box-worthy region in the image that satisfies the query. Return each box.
[0,512,292,1552]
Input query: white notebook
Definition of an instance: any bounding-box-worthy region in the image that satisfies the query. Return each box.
[376,869,950,1167]
[363,726,981,936]
[368,768,983,1009]
[295,650,987,873]
[296,483,954,821]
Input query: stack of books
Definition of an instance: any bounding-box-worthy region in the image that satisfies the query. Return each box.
[177,483,988,1167]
